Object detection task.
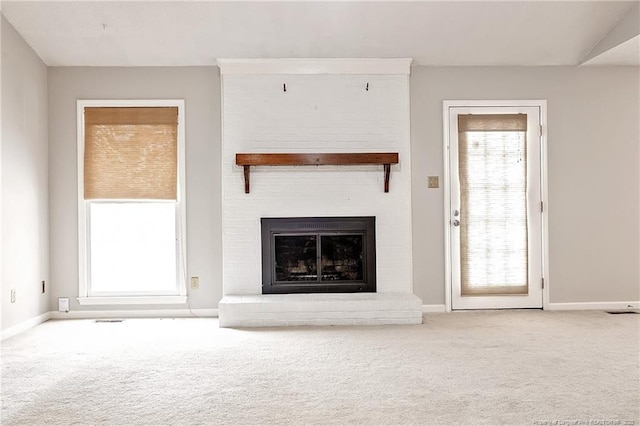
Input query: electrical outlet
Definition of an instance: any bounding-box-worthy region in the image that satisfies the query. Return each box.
[58,298,69,312]
[428,176,440,188]
[10,289,16,303]
[190,276,200,289]
[42,280,46,294]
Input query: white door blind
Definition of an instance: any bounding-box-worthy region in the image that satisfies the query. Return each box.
[458,114,528,295]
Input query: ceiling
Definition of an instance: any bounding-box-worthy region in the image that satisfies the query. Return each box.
[1,1,638,67]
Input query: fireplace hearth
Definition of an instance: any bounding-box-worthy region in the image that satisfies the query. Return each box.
[261,217,376,294]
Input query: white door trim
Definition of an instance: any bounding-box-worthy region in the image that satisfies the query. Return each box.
[442,100,549,312]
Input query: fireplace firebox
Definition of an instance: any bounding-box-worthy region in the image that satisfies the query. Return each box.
[261,217,376,294]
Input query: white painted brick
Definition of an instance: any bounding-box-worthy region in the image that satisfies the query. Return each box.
[218,293,423,327]
[222,74,413,299]
[238,320,265,328]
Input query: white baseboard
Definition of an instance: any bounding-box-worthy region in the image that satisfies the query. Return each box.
[1,312,52,341]
[420,302,640,312]
[422,304,447,313]
[49,308,219,320]
[547,301,639,311]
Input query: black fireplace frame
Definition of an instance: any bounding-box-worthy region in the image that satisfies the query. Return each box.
[261,217,376,294]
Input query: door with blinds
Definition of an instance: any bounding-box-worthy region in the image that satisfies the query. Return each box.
[448,105,543,310]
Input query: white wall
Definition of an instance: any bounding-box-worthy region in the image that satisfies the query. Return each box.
[1,16,49,331]
[221,74,413,295]
[411,66,640,305]
[47,67,221,312]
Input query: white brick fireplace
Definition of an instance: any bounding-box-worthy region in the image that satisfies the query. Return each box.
[218,59,422,326]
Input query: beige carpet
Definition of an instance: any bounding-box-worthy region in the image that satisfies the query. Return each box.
[2,310,639,425]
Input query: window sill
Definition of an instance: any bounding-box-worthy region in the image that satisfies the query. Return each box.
[77,296,188,306]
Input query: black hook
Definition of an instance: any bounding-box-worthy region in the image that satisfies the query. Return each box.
[283,83,287,92]
[366,82,369,91]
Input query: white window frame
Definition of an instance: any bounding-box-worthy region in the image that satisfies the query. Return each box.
[77,99,187,305]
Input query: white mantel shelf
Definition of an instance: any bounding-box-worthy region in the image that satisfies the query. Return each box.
[218,293,423,328]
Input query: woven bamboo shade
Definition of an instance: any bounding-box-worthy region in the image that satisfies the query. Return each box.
[458,114,527,132]
[83,107,178,200]
[458,114,528,296]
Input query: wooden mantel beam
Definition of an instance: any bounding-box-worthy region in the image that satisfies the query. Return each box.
[235,153,399,193]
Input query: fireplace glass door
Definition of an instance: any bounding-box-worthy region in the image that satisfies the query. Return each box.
[261,217,376,294]
[274,235,318,282]
[274,234,364,283]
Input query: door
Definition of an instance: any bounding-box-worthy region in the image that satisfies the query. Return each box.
[447,105,543,310]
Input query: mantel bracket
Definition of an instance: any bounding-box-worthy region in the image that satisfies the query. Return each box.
[243,165,250,194]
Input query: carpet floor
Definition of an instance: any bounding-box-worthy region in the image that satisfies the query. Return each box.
[1,310,639,425]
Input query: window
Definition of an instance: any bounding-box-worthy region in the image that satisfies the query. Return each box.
[77,101,187,304]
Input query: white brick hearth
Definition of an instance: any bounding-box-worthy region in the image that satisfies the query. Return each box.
[219,293,423,327]
[219,59,420,327]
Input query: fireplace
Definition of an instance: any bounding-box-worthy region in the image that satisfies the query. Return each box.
[261,217,376,294]
[218,61,420,327]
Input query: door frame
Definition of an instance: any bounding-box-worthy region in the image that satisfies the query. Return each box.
[442,100,550,312]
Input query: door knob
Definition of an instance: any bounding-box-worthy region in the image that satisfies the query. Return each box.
[452,220,460,227]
